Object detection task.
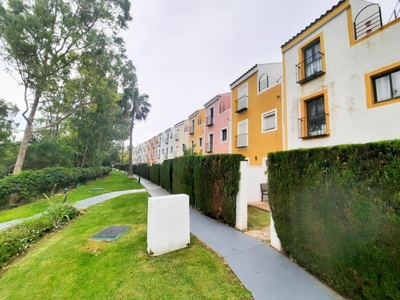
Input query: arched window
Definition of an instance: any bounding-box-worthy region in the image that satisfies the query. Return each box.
[219,101,225,113]
[259,73,269,92]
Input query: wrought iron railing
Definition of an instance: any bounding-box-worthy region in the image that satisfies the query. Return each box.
[236,134,248,148]
[298,113,329,138]
[206,115,214,126]
[205,142,213,153]
[235,96,248,113]
[189,126,194,135]
[354,4,382,40]
[389,0,400,22]
[296,52,324,84]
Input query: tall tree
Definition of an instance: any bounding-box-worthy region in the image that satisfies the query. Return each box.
[0,0,132,173]
[120,62,151,177]
[0,99,18,176]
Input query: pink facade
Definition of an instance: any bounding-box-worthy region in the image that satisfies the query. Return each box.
[203,93,231,154]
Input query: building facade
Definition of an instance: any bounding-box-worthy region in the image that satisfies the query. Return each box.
[230,63,284,166]
[203,93,231,154]
[174,119,189,157]
[282,0,400,150]
[188,109,205,154]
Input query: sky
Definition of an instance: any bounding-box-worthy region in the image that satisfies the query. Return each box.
[0,0,397,145]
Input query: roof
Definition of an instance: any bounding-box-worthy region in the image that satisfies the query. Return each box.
[281,0,346,48]
[229,63,282,89]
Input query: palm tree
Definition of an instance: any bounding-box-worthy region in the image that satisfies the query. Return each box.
[121,86,151,177]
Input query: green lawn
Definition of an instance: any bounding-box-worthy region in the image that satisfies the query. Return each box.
[247,206,270,231]
[0,171,142,223]
[0,193,252,299]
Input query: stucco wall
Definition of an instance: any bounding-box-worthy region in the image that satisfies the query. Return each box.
[283,2,400,150]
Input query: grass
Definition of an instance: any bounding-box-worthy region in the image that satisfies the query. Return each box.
[247,206,270,231]
[0,171,142,223]
[0,193,252,299]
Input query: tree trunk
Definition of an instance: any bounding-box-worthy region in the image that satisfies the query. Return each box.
[128,113,135,178]
[81,146,88,168]
[13,92,41,174]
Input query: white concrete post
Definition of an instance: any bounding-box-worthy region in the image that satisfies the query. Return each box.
[236,161,248,230]
[147,194,190,256]
[270,214,282,251]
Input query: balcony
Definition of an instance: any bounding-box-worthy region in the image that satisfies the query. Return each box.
[165,138,169,144]
[235,96,248,113]
[205,142,213,153]
[296,52,325,84]
[189,126,194,135]
[206,115,214,126]
[298,113,329,138]
[235,134,248,148]
[164,153,168,159]
[354,3,382,40]
[174,134,179,140]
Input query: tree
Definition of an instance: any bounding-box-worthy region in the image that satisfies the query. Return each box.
[0,0,132,173]
[0,99,18,176]
[120,63,151,177]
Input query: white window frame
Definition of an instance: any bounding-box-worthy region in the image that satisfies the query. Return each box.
[261,109,277,133]
[237,83,249,110]
[237,119,248,148]
[220,127,228,143]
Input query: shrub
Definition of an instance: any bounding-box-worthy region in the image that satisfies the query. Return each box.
[149,164,160,186]
[0,204,78,268]
[268,140,400,300]
[160,160,173,193]
[0,166,111,207]
[172,156,196,205]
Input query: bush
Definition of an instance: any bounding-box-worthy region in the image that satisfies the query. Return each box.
[268,140,400,300]
[193,155,243,226]
[160,160,173,193]
[0,166,111,207]
[172,156,196,205]
[0,203,78,268]
[149,164,160,186]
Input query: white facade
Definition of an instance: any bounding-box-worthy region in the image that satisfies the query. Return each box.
[283,0,400,150]
[157,127,176,163]
[174,120,189,157]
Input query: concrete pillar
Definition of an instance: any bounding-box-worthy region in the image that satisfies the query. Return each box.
[236,161,248,230]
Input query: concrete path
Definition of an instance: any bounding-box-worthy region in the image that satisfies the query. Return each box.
[0,189,146,230]
[136,176,343,300]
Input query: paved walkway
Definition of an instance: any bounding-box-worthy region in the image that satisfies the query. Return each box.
[0,189,146,230]
[137,176,343,300]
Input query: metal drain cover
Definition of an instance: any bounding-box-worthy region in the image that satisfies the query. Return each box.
[91,226,130,242]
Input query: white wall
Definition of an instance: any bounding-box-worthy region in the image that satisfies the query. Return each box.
[246,166,268,203]
[147,194,190,256]
[284,2,400,150]
[236,161,248,230]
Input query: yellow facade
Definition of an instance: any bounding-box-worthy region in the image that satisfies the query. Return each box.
[188,109,205,154]
[231,73,283,166]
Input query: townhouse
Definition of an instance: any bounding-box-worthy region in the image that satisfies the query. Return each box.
[203,93,231,154]
[174,120,190,157]
[230,63,284,166]
[188,109,205,154]
[282,0,400,150]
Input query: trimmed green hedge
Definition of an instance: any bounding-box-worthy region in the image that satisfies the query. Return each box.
[268,140,400,300]
[193,155,243,226]
[160,159,173,193]
[172,156,196,206]
[149,164,160,186]
[133,164,150,179]
[0,167,111,207]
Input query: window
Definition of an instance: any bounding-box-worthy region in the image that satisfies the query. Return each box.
[236,83,248,112]
[303,41,322,79]
[236,120,248,148]
[199,137,203,147]
[198,116,202,125]
[305,97,327,137]
[191,140,194,148]
[221,128,227,142]
[262,110,276,132]
[373,70,400,103]
[259,73,269,92]
[171,147,173,153]
[219,101,225,113]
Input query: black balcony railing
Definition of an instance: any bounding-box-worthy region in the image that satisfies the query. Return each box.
[296,52,325,84]
[354,4,382,40]
[389,0,400,22]
[205,142,213,153]
[235,96,248,113]
[298,113,329,138]
[235,134,248,148]
[206,115,214,126]
[189,126,194,135]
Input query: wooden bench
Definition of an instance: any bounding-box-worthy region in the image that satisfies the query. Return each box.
[260,183,268,202]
